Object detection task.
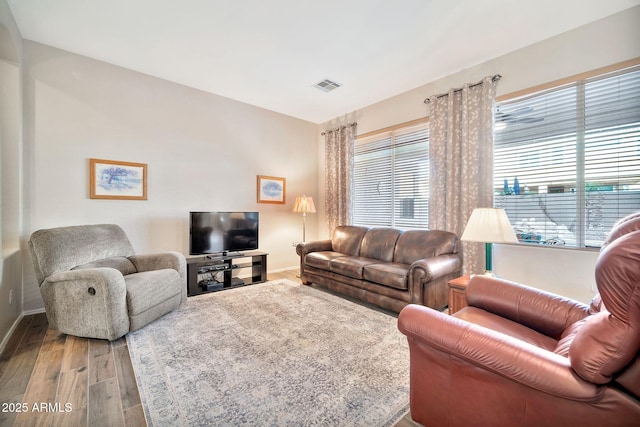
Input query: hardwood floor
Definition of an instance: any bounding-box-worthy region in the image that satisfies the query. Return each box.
[0,269,420,427]
[0,313,145,427]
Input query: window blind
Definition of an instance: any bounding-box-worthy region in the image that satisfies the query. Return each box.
[494,66,640,248]
[353,125,429,229]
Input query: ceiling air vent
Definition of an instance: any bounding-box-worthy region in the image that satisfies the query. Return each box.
[313,78,341,93]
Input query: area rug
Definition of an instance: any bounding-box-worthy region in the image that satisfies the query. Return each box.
[126,279,410,426]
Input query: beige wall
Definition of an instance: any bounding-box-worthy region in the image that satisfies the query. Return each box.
[3,4,640,349]
[0,0,24,350]
[320,6,640,303]
[353,7,640,136]
[20,41,320,311]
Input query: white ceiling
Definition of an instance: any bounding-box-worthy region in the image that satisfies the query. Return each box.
[7,0,640,124]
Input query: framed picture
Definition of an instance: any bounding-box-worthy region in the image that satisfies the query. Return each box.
[90,158,148,200]
[257,175,286,204]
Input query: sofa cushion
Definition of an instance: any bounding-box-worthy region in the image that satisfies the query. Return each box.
[363,263,410,290]
[305,251,346,270]
[393,230,458,264]
[360,228,402,261]
[330,256,379,280]
[72,256,138,276]
[331,226,369,256]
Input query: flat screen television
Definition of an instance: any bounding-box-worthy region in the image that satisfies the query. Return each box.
[189,212,259,256]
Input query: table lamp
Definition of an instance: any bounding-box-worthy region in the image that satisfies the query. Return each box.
[293,195,316,242]
[460,207,518,276]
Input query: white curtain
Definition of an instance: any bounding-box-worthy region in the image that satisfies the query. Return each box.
[428,76,499,274]
[324,124,356,232]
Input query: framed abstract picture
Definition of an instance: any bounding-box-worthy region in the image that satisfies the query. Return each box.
[257,175,286,204]
[89,158,148,200]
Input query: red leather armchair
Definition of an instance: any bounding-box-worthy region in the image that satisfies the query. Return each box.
[397,213,640,427]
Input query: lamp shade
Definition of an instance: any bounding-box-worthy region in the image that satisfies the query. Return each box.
[293,196,316,213]
[461,208,518,244]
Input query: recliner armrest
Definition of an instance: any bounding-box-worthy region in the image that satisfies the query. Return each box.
[129,252,187,303]
[398,304,601,401]
[40,268,129,340]
[466,276,590,339]
[43,267,127,290]
[129,251,186,280]
[296,240,333,256]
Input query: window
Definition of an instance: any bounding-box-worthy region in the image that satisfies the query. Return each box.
[494,66,640,248]
[353,124,429,229]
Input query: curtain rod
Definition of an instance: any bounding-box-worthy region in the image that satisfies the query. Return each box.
[321,121,357,136]
[423,74,502,104]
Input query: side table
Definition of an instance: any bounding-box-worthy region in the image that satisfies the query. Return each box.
[448,274,471,314]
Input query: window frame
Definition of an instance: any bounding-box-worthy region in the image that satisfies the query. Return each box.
[493,61,640,250]
[352,121,430,230]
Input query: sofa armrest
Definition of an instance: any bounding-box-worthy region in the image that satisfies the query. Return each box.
[296,240,333,284]
[466,275,590,339]
[40,269,129,340]
[409,254,461,305]
[409,254,462,282]
[398,304,601,401]
[296,240,333,257]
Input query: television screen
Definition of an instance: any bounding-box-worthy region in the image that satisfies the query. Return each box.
[190,212,259,255]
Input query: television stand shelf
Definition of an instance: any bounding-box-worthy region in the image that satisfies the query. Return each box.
[186,251,268,297]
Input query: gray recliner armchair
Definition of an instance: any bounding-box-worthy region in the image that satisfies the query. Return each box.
[29,224,186,341]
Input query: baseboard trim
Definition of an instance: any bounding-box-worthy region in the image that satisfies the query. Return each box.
[268,265,299,273]
[23,307,46,316]
[0,308,46,354]
[0,312,25,355]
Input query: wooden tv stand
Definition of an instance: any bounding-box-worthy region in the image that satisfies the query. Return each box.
[186,251,268,296]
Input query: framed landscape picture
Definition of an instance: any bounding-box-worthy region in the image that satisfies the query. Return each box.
[90,158,148,200]
[257,175,286,204]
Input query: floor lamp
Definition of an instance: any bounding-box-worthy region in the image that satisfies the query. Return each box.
[293,195,316,243]
[460,208,518,276]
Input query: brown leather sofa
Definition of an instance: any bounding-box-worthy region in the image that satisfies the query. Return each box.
[296,225,461,313]
[398,212,640,427]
